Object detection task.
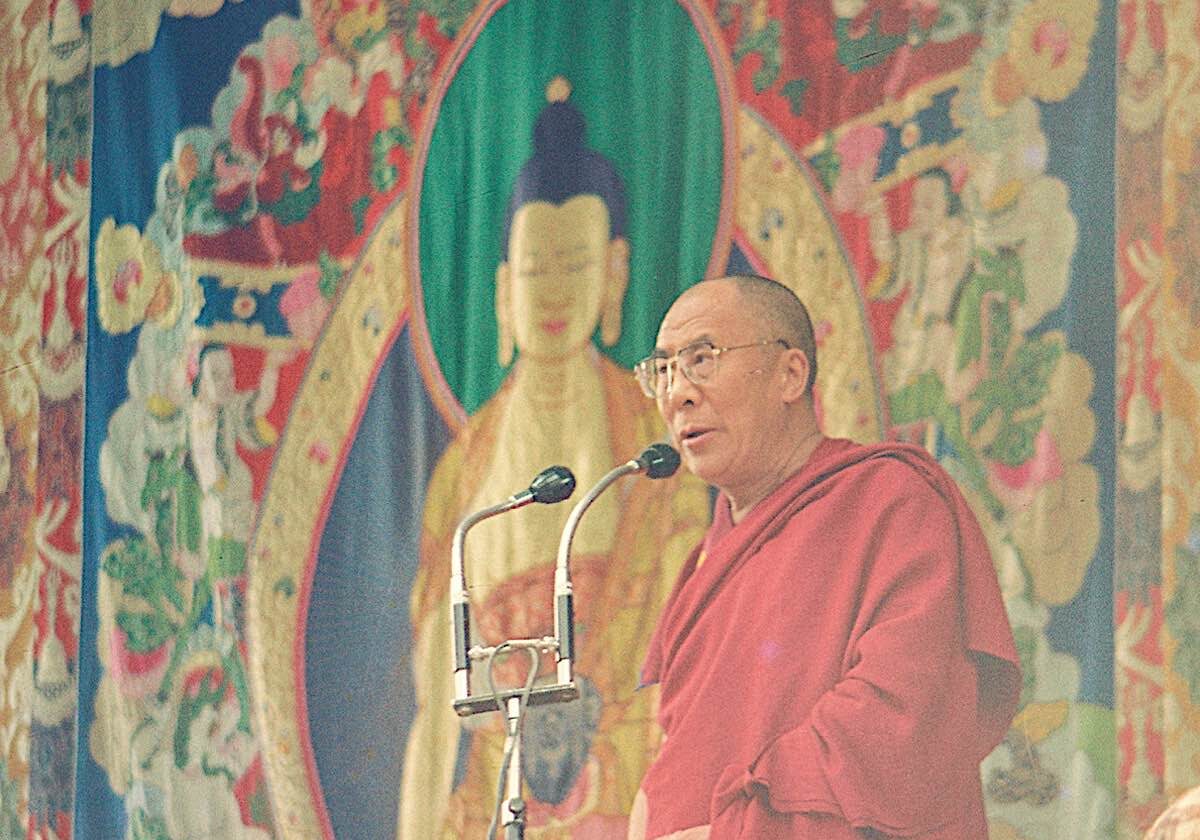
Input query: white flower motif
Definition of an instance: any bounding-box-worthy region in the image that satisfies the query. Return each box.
[305,55,359,115]
[358,34,405,89]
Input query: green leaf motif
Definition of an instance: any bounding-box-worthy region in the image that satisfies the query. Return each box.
[983,413,1044,466]
[986,296,1012,371]
[781,78,809,116]
[889,369,947,425]
[888,371,1005,518]
[174,665,227,769]
[352,195,371,236]
[117,610,176,654]
[809,136,840,194]
[953,248,1025,370]
[371,129,400,193]
[835,14,906,72]
[208,537,247,580]
[413,0,476,38]
[318,249,344,300]
[262,160,324,226]
[1011,625,1039,708]
[185,169,217,223]
[177,470,203,555]
[733,20,781,93]
[102,536,152,584]
[102,537,186,613]
[129,809,172,840]
[969,338,1062,440]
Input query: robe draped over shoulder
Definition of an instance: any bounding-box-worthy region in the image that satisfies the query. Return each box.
[636,438,1021,840]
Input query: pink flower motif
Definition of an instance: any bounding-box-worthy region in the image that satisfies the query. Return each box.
[1033,18,1071,69]
[308,440,331,464]
[230,56,268,161]
[991,428,1064,491]
[113,259,142,303]
[280,268,331,344]
[814,319,834,344]
[279,268,320,314]
[264,36,300,93]
[836,124,886,171]
[182,663,225,699]
[108,626,172,699]
[944,154,969,193]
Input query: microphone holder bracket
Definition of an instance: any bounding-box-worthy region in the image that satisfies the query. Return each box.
[452,637,579,717]
[452,681,579,718]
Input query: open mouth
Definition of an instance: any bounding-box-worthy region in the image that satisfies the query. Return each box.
[679,428,712,444]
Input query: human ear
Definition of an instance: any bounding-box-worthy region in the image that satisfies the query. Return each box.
[600,237,630,346]
[495,262,514,366]
[780,348,812,404]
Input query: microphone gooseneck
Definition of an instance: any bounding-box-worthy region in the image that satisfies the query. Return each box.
[450,465,576,701]
[553,443,681,684]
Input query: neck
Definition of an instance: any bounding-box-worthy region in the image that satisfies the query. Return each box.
[512,345,600,405]
[727,421,825,524]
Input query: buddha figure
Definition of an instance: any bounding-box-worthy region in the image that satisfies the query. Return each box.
[398,79,709,838]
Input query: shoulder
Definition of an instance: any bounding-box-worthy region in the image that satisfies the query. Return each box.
[818,439,952,505]
[423,383,514,523]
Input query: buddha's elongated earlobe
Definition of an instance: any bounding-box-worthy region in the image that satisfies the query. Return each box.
[601,237,630,347]
[495,262,515,366]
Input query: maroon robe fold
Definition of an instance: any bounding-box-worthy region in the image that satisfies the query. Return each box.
[637,438,1021,839]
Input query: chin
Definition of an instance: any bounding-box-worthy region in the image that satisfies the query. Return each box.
[682,455,720,486]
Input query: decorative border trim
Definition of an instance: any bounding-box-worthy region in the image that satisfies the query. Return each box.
[246,196,410,840]
[734,105,885,443]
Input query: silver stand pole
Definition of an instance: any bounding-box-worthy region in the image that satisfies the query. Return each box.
[500,695,526,839]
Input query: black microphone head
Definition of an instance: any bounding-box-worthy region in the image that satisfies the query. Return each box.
[528,465,576,503]
[637,443,681,479]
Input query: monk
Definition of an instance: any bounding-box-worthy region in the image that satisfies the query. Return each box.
[628,275,1022,839]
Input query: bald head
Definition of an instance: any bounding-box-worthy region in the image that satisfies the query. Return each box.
[703,274,818,392]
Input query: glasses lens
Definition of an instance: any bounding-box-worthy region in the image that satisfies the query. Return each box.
[635,359,658,398]
[682,343,717,384]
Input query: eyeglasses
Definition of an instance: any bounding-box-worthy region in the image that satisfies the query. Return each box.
[633,339,790,399]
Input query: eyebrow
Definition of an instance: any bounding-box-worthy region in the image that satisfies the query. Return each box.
[652,334,715,356]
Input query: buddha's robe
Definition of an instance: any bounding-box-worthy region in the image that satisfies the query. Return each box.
[633,438,1021,839]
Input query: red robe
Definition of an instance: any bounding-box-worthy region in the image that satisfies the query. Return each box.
[637,438,1021,839]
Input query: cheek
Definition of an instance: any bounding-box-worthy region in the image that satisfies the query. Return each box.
[569,272,605,324]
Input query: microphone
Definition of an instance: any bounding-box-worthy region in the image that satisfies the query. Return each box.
[553,443,680,684]
[634,441,681,479]
[450,465,576,702]
[520,464,577,504]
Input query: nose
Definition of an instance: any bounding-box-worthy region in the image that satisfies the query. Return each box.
[658,359,699,413]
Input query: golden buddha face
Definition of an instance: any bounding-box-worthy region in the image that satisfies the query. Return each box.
[495,194,629,363]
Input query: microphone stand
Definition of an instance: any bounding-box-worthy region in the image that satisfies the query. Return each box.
[555,443,679,687]
[450,447,679,839]
[450,467,576,840]
[553,460,639,687]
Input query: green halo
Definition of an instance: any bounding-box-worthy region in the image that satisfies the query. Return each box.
[416,0,727,415]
